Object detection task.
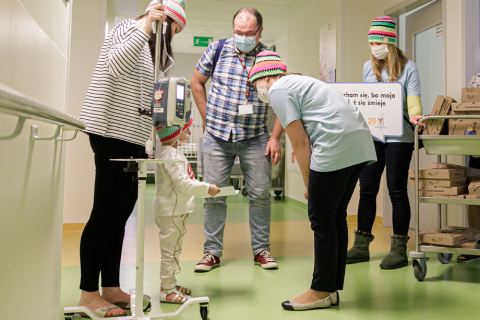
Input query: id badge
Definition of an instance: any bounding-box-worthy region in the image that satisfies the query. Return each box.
[238,104,253,115]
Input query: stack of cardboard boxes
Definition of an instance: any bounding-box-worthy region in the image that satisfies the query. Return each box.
[448,88,480,135]
[409,163,468,198]
[409,162,480,199]
[420,226,480,247]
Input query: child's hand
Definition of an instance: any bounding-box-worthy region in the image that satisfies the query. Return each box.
[208,185,221,196]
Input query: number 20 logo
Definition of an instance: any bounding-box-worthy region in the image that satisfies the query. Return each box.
[368,118,377,125]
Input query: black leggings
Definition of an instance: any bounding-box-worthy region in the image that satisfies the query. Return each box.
[357,141,414,236]
[80,134,146,292]
[309,162,367,292]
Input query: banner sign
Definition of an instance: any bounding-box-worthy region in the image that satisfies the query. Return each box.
[329,82,404,142]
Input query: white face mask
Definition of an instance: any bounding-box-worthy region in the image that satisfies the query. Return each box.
[257,79,269,103]
[371,44,389,60]
[234,35,257,53]
[178,129,191,146]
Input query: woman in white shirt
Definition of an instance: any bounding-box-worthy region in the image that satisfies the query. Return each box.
[248,51,376,311]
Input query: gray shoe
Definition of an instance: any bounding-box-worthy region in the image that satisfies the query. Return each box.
[380,234,410,270]
[346,230,374,264]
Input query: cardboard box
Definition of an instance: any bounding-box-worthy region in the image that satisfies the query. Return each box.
[408,168,465,180]
[423,95,455,135]
[419,226,474,246]
[420,185,467,196]
[427,162,480,177]
[451,102,480,113]
[443,226,480,236]
[447,110,480,135]
[409,177,467,187]
[465,194,480,199]
[468,177,480,194]
[462,87,480,102]
[421,194,465,199]
[458,239,480,249]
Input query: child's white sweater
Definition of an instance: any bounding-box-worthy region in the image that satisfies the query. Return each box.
[153,146,210,216]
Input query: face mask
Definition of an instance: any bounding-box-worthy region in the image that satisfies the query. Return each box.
[234,35,257,53]
[179,131,191,146]
[257,79,269,103]
[371,44,389,60]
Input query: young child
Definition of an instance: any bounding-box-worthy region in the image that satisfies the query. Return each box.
[153,119,220,304]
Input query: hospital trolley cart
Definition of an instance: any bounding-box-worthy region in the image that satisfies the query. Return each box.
[64,158,210,320]
[409,115,480,281]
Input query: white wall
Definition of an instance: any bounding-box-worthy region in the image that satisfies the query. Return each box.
[0,0,71,319]
[63,0,107,224]
[281,0,406,216]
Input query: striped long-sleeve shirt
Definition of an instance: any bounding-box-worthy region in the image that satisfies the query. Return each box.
[80,19,154,146]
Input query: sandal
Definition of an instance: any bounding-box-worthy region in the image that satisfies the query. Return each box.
[176,286,192,295]
[114,294,151,311]
[78,304,127,319]
[457,254,480,263]
[160,288,190,304]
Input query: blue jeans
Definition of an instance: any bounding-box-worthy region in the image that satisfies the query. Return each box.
[201,130,272,257]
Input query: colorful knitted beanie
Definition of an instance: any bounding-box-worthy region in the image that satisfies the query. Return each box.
[156,118,193,143]
[145,0,187,32]
[248,51,287,84]
[368,16,396,45]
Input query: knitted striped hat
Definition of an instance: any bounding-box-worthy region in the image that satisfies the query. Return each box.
[156,118,193,143]
[145,0,187,32]
[368,16,396,45]
[248,51,287,84]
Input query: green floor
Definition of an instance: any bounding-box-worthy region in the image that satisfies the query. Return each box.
[61,253,480,320]
[61,187,480,319]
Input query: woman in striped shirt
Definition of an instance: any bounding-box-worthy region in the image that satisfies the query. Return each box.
[77,1,187,317]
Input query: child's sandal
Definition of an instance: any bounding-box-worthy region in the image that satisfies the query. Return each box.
[176,286,192,295]
[160,288,189,304]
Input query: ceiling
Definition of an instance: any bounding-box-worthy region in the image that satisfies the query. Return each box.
[110,0,297,54]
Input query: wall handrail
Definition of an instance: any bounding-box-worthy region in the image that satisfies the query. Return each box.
[0,83,85,140]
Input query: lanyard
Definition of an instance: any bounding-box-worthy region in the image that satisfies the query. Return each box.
[236,53,252,102]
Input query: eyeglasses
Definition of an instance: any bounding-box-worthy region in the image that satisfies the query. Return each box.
[234,28,260,37]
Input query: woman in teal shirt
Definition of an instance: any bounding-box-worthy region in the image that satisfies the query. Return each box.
[248,51,376,311]
[347,16,425,270]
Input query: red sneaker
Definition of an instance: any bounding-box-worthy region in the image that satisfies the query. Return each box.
[254,250,278,269]
[194,251,220,272]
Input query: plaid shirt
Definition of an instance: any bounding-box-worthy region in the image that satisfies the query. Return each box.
[196,38,269,142]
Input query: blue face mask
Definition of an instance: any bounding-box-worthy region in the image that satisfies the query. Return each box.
[234,35,257,53]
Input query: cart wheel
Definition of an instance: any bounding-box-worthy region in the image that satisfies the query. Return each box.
[200,303,209,320]
[274,190,282,196]
[437,253,453,264]
[241,186,248,197]
[413,259,427,281]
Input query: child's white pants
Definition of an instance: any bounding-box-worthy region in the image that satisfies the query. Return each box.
[155,214,190,290]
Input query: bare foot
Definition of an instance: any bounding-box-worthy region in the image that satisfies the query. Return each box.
[292,289,329,304]
[79,291,125,316]
[101,287,130,305]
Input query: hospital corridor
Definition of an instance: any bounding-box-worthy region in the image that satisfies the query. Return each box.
[2,0,480,319]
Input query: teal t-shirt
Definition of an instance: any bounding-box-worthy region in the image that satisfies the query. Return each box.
[269,75,377,173]
[363,59,421,143]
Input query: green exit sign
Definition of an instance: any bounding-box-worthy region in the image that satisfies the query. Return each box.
[194,36,213,47]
